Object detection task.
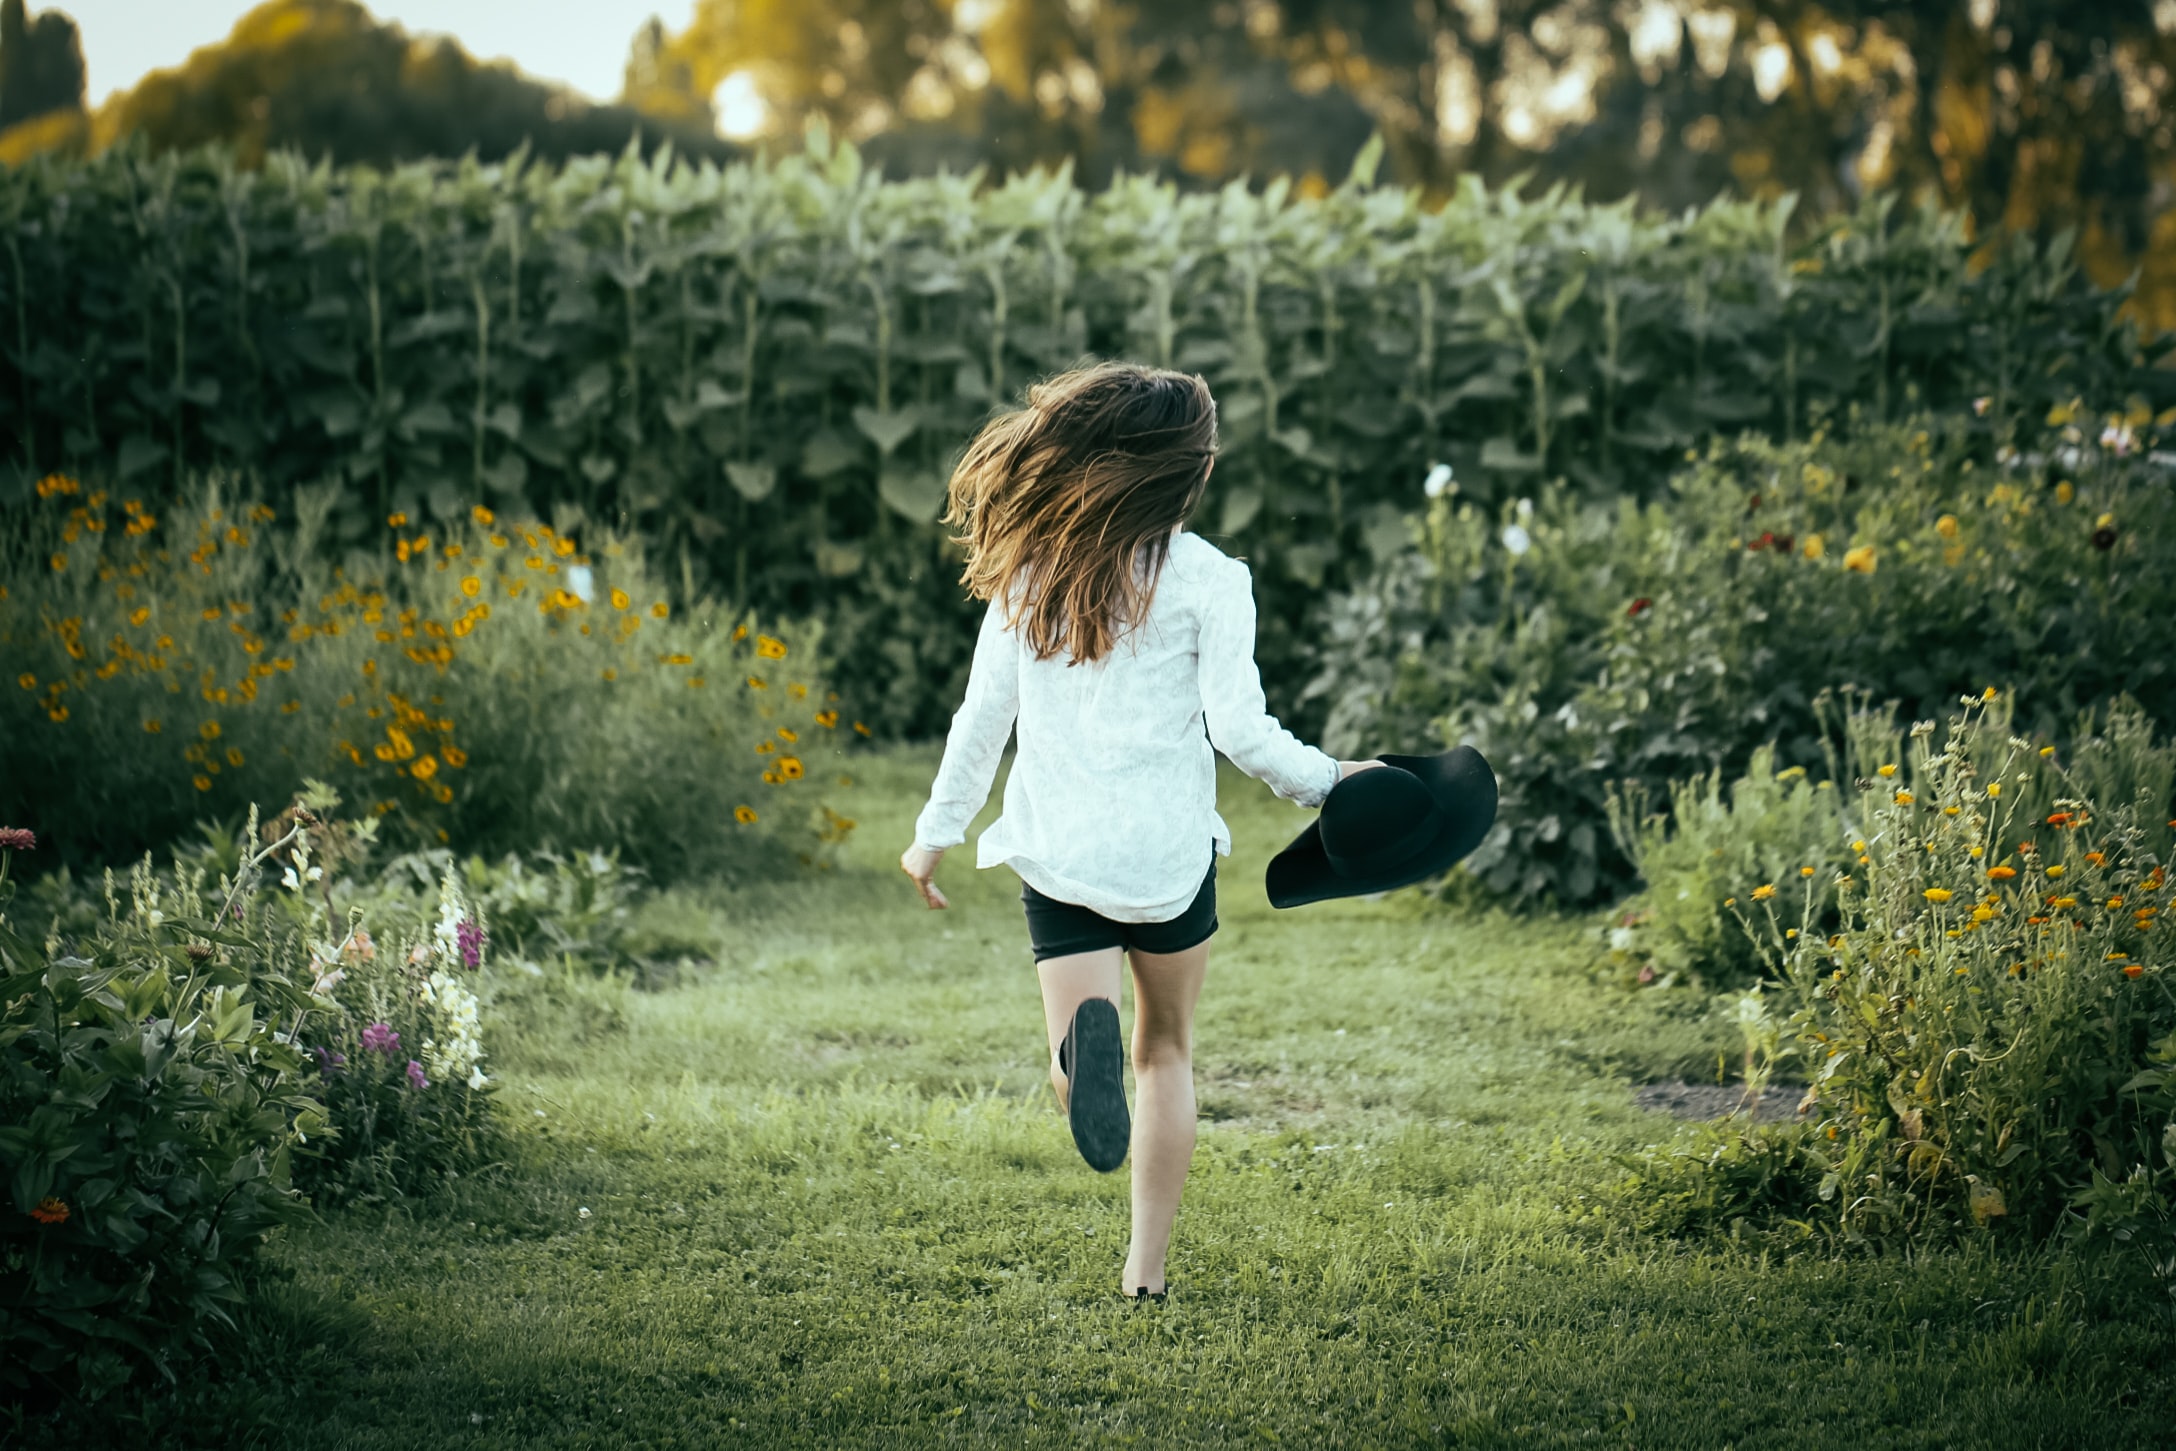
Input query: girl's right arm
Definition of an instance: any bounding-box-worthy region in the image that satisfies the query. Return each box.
[910,597,1021,854]
[1197,558,1344,808]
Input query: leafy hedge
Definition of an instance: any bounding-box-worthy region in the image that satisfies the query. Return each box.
[2,130,2166,733]
[1303,409,2176,909]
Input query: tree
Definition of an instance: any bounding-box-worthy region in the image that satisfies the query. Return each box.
[0,0,85,131]
[88,0,733,169]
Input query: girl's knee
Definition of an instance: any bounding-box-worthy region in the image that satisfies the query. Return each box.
[1131,1036,1191,1074]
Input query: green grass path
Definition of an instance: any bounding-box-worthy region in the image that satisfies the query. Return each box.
[211,748,2173,1449]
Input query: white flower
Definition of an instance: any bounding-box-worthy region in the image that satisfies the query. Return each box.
[1502,524,1532,556]
[565,563,596,603]
[468,1067,489,1090]
[1609,926,1636,952]
[1422,462,1454,499]
[1514,496,1533,524]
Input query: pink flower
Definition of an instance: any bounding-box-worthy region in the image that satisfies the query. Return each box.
[456,918,486,969]
[360,1022,400,1055]
[343,929,377,963]
[0,827,34,852]
[405,1060,430,1090]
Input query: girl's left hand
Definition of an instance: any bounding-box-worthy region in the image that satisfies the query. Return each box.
[900,843,949,910]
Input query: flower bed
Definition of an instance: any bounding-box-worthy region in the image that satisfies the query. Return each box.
[1,477,859,881]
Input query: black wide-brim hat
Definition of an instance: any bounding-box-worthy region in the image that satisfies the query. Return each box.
[1265,747,1498,909]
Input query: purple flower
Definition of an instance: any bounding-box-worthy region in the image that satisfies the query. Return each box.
[456,917,486,969]
[405,1060,430,1091]
[0,827,34,852]
[311,1045,347,1078]
[360,1022,400,1056]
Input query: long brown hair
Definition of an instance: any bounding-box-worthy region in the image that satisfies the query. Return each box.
[944,361,1217,665]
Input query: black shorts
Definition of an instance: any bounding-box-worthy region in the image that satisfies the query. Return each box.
[1020,855,1219,963]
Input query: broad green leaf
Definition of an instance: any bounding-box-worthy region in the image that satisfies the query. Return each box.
[877,463,945,522]
[852,405,921,456]
[723,461,776,501]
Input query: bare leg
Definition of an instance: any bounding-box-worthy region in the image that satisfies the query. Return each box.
[1035,947,1124,1110]
[1121,936,1210,1296]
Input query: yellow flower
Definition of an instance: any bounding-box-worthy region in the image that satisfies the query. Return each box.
[225,747,243,767]
[1924,888,1953,903]
[144,719,161,733]
[755,740,774,754]
[443,746,468,767]
[15,673,32,690]
[1843,545,1876,573]
[48,553,65,572]
[611,588,630,610]
[461,576,481,597]
[1935,514,1958,539]
[200,720,222,740]
[472,505,495,526]
[688,677,705,688]
[756,635,788,660]
[731,624,748,641]
[1987,783,2001,797]
[2039,746,2055,757]
[193,774,212,791]
[411,754,439,781]
[777,756,804,780]
[46,705,67,722]
[1894,791,1914,805]
[1877,764,1897,778]
[388,512,409,528]
[652,602,669,619]
[2045,864,2065,878]
[601,668,617,681]
[1801,534,1825,560]
[815,709,839,729]
[747,675,767,690]
[129,607,150,626]
[1751,884,1776,900]
[734,805,758,824]
[2055,481,2074,504]
[1799,866,1814,877]
[778,728,798,744]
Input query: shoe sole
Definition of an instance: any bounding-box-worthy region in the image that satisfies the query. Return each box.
[1066,998,1129,1173]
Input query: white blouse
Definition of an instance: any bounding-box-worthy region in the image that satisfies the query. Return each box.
[911,531,1341,923]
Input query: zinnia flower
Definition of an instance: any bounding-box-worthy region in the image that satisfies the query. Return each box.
[29,1197,68,1225]
[0,827,34,852]
[1988,866,2016,880]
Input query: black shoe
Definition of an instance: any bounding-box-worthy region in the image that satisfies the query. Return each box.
[1127,1285,1167,1304]
[1059,998,1129,1173]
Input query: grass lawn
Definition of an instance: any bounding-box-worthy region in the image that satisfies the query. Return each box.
[81,748,2176,1448]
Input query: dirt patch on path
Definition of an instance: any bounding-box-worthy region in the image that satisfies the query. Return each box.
[1633,1081,1812,1125]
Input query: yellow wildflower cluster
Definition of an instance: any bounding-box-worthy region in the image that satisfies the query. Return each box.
[8,479,858,842]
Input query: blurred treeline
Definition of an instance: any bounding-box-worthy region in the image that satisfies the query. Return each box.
[1,0,2170,324]
[0,0,732,169]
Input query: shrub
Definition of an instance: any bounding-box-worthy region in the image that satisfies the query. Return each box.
[0,476,859,882]
[1606,693,2176,1248]
[0,816,321,1400]
[1304,408,2176,908]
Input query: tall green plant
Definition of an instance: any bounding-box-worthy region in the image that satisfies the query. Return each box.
[2,133,2164,735]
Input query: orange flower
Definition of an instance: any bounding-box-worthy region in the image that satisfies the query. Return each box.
[443,746,467,768]
[2124,964,2145,979]
[1987,866,2016,880]
[2047,811,2076,828]
[29,1197,68,1225]
[815,710,839,729]
[778,756,804,780]
[756,634,788,660]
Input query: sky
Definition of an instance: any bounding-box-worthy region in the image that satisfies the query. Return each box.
[64,0,693,106]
